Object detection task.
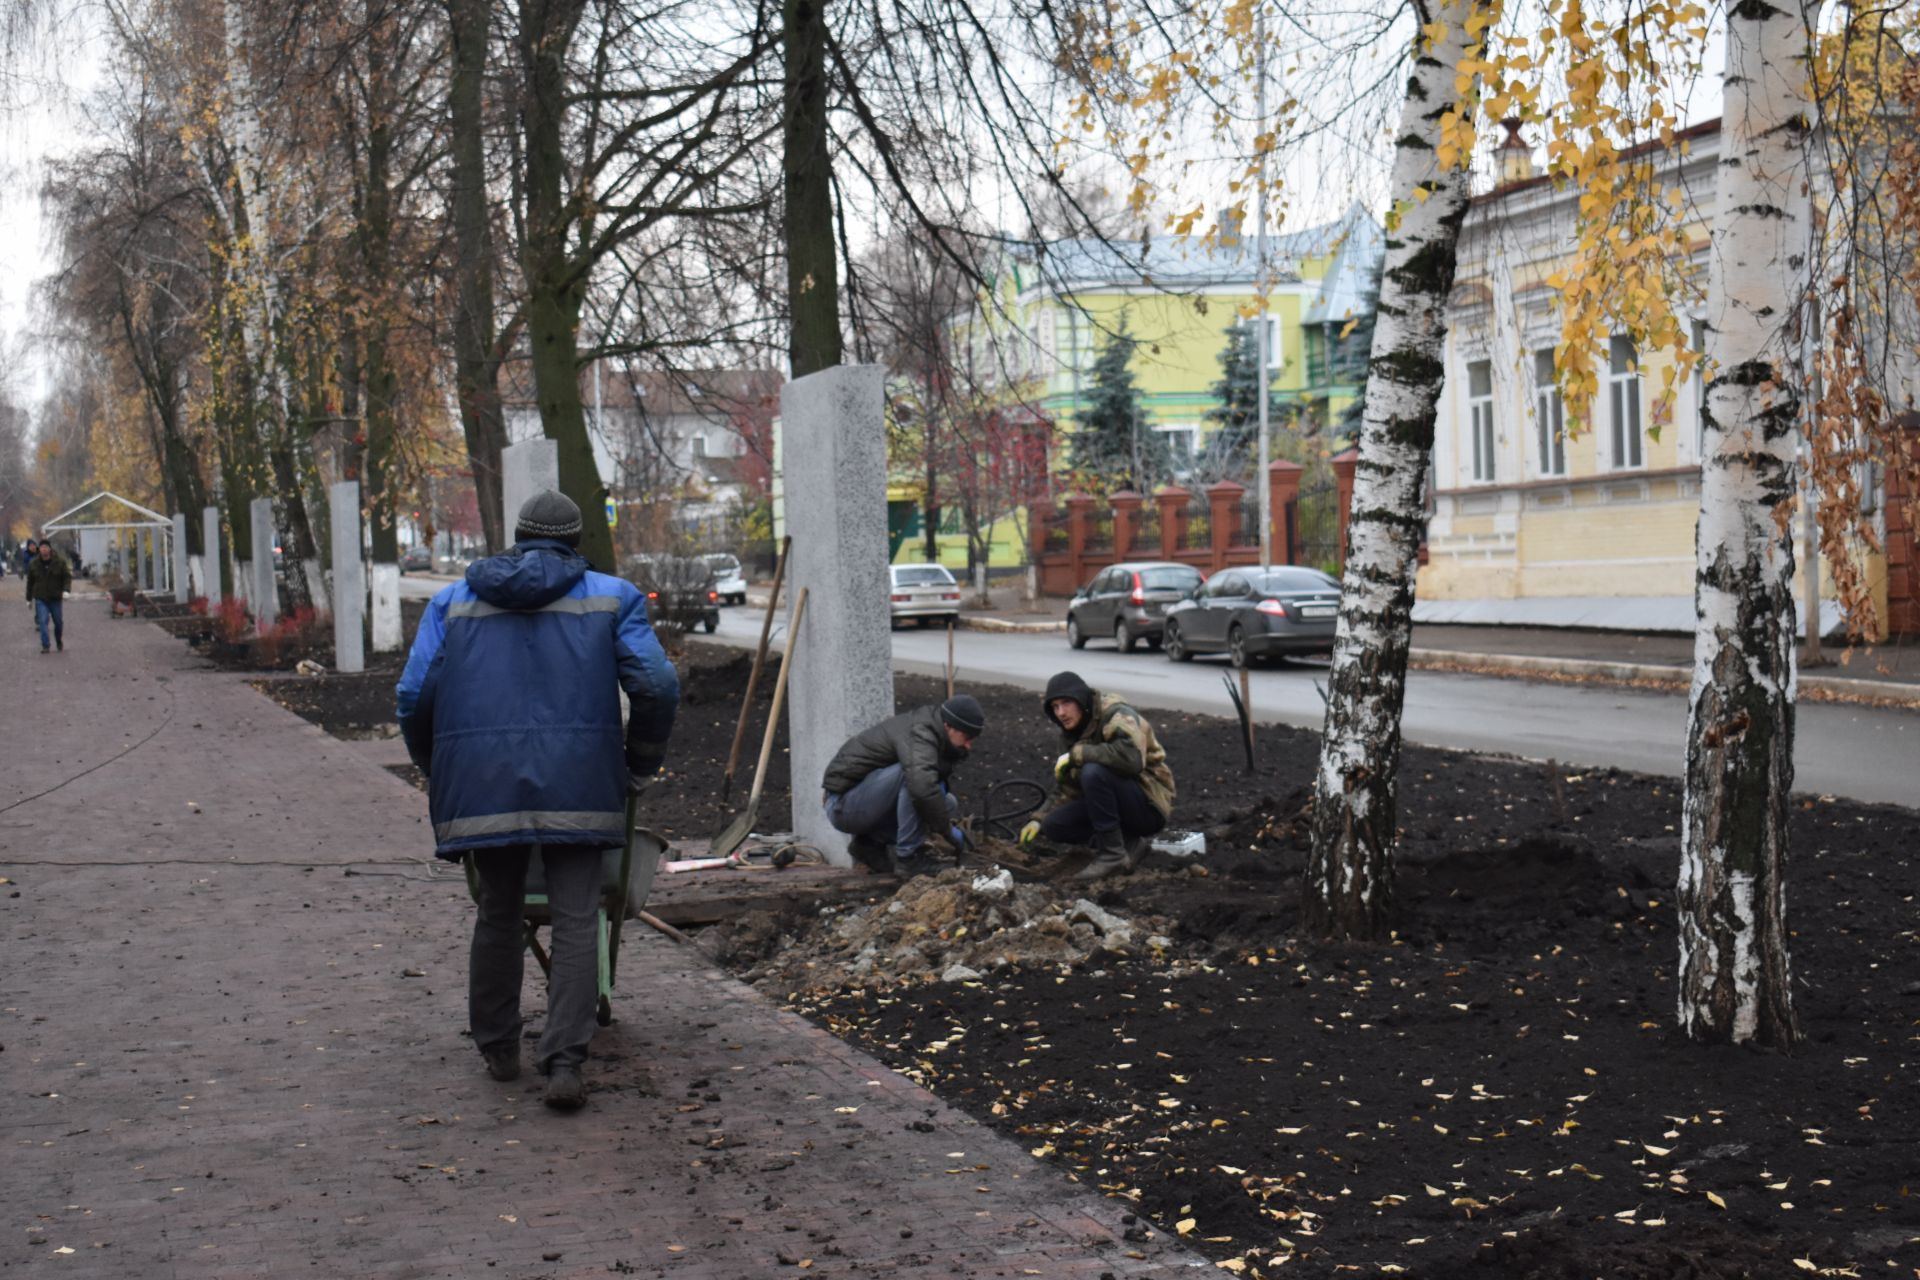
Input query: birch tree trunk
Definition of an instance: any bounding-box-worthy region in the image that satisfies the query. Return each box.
[1676,0,1813,1048]
[1304,3,1477,939]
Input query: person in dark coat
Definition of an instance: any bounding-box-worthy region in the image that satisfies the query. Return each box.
[1021,671,1174,881]
[396,490,679,1110]
[25,541,72,653]
[821,694,984,876]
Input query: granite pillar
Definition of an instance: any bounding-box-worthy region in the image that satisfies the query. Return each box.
[781,365,894,865]
[328,482,365,673]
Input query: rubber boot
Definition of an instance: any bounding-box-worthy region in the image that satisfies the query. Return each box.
[1123,835,1150,873]
[1073,828,1130,882]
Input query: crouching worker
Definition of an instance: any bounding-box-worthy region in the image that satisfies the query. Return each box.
[822,695,984,878]
[396,490,679,1112]
[1023,671,1173,882]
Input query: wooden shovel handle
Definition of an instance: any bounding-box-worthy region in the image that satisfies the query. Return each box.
[723,535,790,787]
[747,587,808,809]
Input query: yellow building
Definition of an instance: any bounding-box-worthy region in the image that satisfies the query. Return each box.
[1420,119,1863,632]
[890,203,1384,569]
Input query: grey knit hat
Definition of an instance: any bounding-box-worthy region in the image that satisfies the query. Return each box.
[515,489,583,546]
[940,693,985,738]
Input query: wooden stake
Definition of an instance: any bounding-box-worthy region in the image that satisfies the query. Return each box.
[1239,666,1255,768]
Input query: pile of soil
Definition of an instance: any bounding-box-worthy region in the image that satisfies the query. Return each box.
[695,862,1177,989]
[241,628,1920,1278]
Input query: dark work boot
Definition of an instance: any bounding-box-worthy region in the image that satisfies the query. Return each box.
[1123,835,1150,873]
[888,847,936,879]
[481,1042,521,1083]
[848,834,892,874]
[544,1061,586,1111]
[1073,829,1130,883]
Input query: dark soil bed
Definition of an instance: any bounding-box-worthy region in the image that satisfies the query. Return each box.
[249,631,1920,1278]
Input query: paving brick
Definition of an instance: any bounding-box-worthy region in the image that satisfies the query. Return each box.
[1,607,1208,1277]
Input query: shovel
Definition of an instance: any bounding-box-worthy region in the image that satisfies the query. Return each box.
[721,535,791,803]
[709,586,808,861]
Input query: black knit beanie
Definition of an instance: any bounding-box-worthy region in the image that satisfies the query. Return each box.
[515,489,583,547]
[940,693,986,737]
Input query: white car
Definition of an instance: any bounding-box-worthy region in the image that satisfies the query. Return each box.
[703,553,748,605]
[889,563,962,627]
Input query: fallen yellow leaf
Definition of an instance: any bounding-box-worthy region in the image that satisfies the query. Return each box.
[1176,1218,1197,1235]
[1706,1191,1726,1209]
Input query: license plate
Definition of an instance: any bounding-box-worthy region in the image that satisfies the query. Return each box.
[1300,604,1337,618]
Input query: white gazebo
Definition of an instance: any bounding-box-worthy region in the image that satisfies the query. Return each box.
[41,491,175,592]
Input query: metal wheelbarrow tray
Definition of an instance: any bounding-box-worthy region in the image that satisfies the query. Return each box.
[462,795,666,1027]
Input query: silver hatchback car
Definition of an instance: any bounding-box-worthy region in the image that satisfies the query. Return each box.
[888,563,962,627]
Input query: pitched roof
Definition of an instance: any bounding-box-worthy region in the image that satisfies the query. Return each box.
[1025,201,1381,292]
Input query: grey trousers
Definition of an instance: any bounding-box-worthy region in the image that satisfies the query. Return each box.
[469,844,602,1072]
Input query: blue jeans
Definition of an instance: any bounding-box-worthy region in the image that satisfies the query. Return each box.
[1040,762,1167,844]
[823,763,957,859]
[34,600,63,650]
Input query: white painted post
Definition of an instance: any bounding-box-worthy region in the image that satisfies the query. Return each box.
[249,496,277,633]
[171,514,191,602]
[202,507,223,605]
[781,366,895,865]
[502,437,560,543]
[329,482,365,673]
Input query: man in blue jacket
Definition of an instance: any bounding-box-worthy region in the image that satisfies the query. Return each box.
[397,491,679,1110]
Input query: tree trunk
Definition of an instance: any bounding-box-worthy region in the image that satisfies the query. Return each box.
[784,0,840,377]
[1676,0,1812,1048]
[449,0,508,554]
[355,57,403,649]
[518,0,615,571]
[1304,3,1476,940]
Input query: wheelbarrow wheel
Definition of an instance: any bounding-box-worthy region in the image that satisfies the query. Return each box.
[596,994,613,1026]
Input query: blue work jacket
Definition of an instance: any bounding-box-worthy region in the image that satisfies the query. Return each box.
[395,540,679,859]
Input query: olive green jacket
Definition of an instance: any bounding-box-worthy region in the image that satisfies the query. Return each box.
[1059,692,1174,818]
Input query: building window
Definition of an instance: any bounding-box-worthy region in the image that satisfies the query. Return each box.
[1608,335,1643,469]
[1467,358,1495,482]
[1690,317,1709,458]
[1263,315,1284,370]
[1155,423,1198,472]
[1533,349,1566,476]
[691,434,709,459]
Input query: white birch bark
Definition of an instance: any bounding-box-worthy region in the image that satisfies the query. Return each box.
[1305,3,1477,939]
[1677,0,1813,1047]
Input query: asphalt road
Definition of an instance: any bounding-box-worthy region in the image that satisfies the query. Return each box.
[700,606,1919,809]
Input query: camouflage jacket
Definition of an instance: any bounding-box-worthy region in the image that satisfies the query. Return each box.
[1058,692,1174,818]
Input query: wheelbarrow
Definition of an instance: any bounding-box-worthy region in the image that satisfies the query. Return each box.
[462,793,667,1027]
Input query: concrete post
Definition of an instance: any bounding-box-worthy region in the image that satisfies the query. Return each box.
[249,496,278,632]
[202,507,223,605]
[171,514,191,601]
[782,365,894,865]
[502,437,560,544]
[329,482,365,673]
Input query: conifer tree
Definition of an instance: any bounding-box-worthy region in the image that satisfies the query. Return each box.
[1069,318,1170,489]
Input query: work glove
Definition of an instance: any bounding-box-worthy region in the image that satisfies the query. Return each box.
[948,825,968,850]
[1019,820,1041,846]
[1054,752,1074,783]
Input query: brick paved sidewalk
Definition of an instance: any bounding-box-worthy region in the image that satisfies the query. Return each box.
[1,606,1206,1278]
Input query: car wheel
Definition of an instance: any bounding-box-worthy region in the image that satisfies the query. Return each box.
[1164,621,1192,663]
[1115,619,1136,654]
[703,616,718,634]
[1067,613,1085,649]
[1228,624,1252,669]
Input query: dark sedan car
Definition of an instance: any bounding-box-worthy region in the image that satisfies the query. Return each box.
[1161,566,1341,667]
[1065,561,1205,653]
[622,554,720,633]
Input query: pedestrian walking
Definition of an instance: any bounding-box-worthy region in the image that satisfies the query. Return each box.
[25,540,71,653]
[821,695,984,877]
[396,490,680,1110]
[1019,671,1174,881]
